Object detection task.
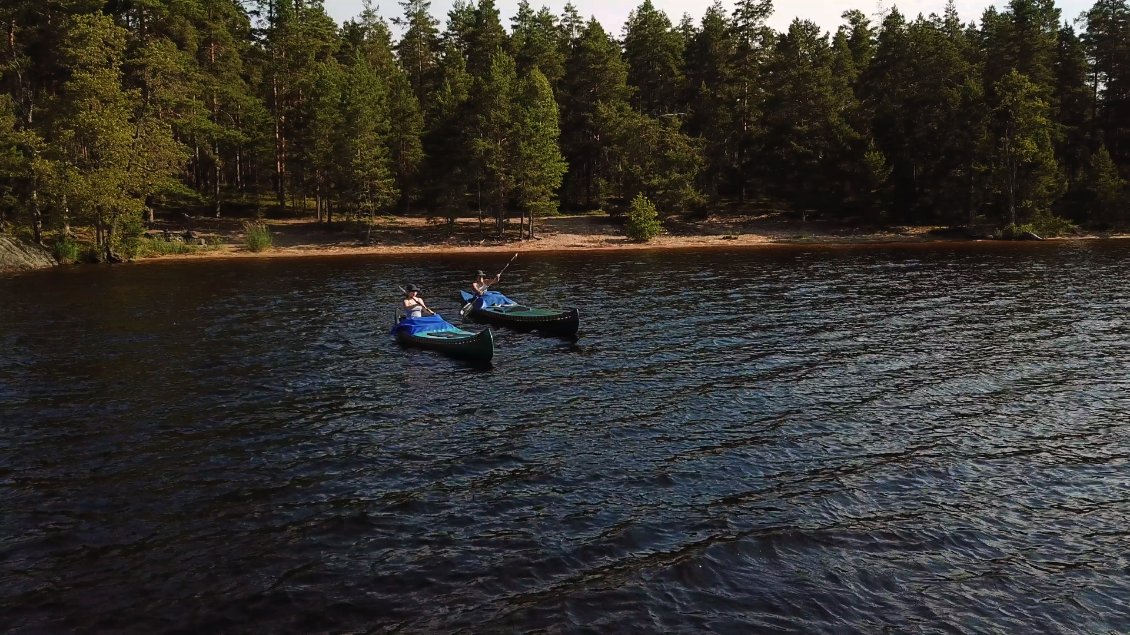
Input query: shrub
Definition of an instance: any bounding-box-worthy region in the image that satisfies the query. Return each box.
[1030,213,1077,238]
[135,237,198,257]
[53,235,82,264]
[104,212,147,260]
[998,214,1077,239]
[625,193,662,242]
[244,221,273,252]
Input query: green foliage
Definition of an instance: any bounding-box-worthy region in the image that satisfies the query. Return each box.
[1081,145,1128,225]
[3,0,1130,256]
[513,69,567,235]
[625,193,662,241]
[992,70,1063,225]
[998,213,1076,239]
[135,237,201,257]
[243,221,273,252]
[560,19,633,209]
[53,235,82,265]
[111,212,147,261]
[600,105,704,211]
[470,52,518,230]
[623,0,685,115]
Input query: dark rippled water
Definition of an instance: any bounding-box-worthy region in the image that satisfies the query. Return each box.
[2,242,1129,633]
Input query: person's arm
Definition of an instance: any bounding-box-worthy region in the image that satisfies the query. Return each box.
[417,299,435,316]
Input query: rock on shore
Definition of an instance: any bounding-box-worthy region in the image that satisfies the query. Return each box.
[0,235,57,272]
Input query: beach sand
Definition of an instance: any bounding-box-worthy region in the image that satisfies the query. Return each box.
[139,212,1006,262]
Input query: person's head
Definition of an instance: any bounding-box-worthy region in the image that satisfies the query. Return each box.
[404,283,420,296]
[475,270,487,281]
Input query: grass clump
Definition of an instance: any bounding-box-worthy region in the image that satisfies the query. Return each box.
[53,235,82,264]
[135,237,199,257]
[625,194,662,242]
[243,221,273,252]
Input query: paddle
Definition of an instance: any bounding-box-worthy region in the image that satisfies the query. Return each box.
[461,253,517,317]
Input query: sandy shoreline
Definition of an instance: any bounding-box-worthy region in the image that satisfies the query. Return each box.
[133,213,1127,264]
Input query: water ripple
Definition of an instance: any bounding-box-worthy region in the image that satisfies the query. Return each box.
[2,242,1130,632]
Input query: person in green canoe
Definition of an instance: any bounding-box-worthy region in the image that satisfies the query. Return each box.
[471,270,501,297]
[402,284,434,318]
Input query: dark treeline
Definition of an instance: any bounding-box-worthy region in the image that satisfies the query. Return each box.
[1,0,1129,259]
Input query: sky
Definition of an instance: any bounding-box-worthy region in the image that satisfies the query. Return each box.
[323,0,1094,36]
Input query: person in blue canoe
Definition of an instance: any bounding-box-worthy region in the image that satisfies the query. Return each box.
[471,270,501,297]
[402,284,434,318]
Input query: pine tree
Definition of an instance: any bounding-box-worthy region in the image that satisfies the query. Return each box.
[983,0,1060,98]
[993,69,1062,225]
[0,94,49,241]
[1083,0,1130,171]
[469,51,517,233]
[510,2,566,91]
[51,13,186,260]
[1081,145,1127,225]
[622,0,685,116]
[304,58,344,222]
[513,69,566,238]
[348,6,424,211]
[394,0,441,105]
[761,19,853,217]
[465,0,507,78]
[560,19,633,209]
[729,0,775,202]
[601,106,704,211]
[1052,24,1092,196]
[340,55,397,222]
[419,45,473,224]
[684,2,736,200]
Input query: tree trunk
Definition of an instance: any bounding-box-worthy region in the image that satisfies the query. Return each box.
[210,40,222,218]
[315,176,323,223]
[62,192,70,236]
[213,151,222,217]
[1008,164,1017,226]
[31,179,43,245]
[273,76,286,209]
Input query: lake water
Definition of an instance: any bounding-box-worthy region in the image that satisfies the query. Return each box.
[2,243,1129,632]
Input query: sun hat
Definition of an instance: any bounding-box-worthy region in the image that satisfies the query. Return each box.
[404,283,421,292]
[475,270,486,277]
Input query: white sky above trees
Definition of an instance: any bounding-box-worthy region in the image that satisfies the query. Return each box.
[323,0,1094,37]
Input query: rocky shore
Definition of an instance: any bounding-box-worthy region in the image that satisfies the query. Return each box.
[0,236,56,273]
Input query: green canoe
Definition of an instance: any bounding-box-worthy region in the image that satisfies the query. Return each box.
[392,315,494,362]
[459,290,579,337]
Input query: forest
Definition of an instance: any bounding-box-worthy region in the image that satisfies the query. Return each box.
[1,0,1128,260]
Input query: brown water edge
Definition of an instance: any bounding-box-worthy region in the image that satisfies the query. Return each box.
[131,212,1130,266]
